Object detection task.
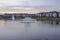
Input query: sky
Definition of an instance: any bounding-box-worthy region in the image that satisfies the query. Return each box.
[0,0,60,7]
[0,0,60,14]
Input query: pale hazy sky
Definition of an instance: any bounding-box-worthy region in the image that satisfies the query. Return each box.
[0,0,60,14]
[0,0,60,6]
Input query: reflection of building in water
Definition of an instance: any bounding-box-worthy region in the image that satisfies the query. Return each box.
[54,21,59,24]
[44,20,60,25]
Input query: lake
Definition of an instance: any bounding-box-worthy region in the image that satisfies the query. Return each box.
[0,18,60,40]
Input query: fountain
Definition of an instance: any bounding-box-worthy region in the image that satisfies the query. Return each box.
[20,17,36,23]
[12,15,15,20]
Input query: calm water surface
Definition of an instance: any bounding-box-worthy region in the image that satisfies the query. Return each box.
[0,19,60,40]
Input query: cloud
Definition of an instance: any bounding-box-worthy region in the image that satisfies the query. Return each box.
[0,0,60,7]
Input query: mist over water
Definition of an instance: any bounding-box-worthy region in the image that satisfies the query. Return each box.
[0,18,60,40]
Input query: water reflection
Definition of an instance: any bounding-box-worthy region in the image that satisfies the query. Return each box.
[0,18,60,40]
[39,20,60,25]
